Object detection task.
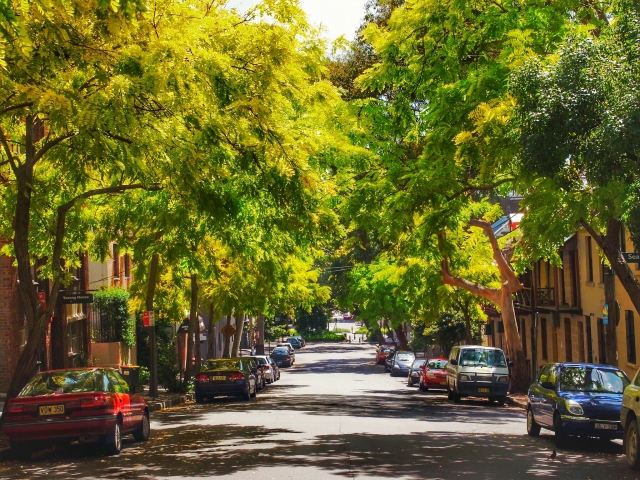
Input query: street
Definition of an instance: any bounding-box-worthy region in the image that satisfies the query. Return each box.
[0,342,635,479]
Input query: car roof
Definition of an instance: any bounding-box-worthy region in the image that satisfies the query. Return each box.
[555,362,622,370]
[395,350,415,354]
[457,345,503,351]
[38,367,113,374]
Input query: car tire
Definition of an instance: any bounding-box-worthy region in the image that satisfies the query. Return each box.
[554,412,568,448]
[497,396,506,407]
[419,382,428,392]
[447,385,453,400]
[452,389,461,403]
[627,419,640,470]
[134,411,151,442]
[243,386,252,401]
[9,441,33,461]
[526,407,541,437]
[104,418,123,455]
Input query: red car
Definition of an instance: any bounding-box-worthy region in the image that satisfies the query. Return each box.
[3,367,150,458]
[419,358,449,391]
[376,346,395,365]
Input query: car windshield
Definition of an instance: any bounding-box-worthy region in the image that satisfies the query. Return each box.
[559,367,630,394]
[273,348,289,354]
[459,349,506,367]
[427,360,448,369]
[202,360,241,371]
[412,360,426,369]
[253,357,268,365]
[19,370,102,396]
[396,353,414,362]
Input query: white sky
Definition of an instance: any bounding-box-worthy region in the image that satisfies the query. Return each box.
[226,0,368,42]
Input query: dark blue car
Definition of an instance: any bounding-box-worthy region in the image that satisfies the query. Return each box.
[527,362,630,446]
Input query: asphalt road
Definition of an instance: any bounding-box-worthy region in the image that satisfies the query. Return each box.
[0,342,636,479]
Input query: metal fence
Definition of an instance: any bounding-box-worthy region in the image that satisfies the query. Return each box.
[90,307,121,343]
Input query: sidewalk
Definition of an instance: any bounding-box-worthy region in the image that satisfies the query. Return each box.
[507,393,527,409]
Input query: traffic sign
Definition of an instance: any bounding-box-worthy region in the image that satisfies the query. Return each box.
[221,324,236,337]
[623,252,640,263]
[143,310,155,327]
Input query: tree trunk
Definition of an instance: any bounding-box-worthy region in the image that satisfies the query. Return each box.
[231,312,245,357]
[604,261,619,367]
[499,292,529,392]
[223,312,232,358]
[459,302,473,344]
[185,273,198,382]
[207,302,216,359]
[375,328,385,345]
[146,253,160,397]
[394,325,409,350]
[256,314,265,355]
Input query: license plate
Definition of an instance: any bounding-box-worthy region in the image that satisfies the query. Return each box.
[211,376,226,381]
[39,404,65,416]
[439,381,447,385]
[595,423,618,430]
[478,388,490,393]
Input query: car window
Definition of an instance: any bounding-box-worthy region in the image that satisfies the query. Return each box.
[106,370,130,394]
[449,348,458,363]
[559,367,630,394]
[202,359,242,371]
[427,360,448,369]
[96,370,111,392]
[538,364,552,384]
[19,370,101,396]
[459,348,506,367]
[396,353,413,361]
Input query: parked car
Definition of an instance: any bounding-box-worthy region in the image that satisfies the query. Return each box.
[446,345,511,405]
[293,336,306,347]
[528,362,629,447]
[376,346,395,365]
[407,358,427,386]
[622,368,640,470]
[391,351,415,377]
[277,342,295,354]
[2,367,150,458]
[194,358,257,403]
[248,357,266,390]
[251,355,276,384]
[267,357,281,382]
[419,358,448,391]
[384,350,396,372]
[286,337,302,349]
[271,347,294,367]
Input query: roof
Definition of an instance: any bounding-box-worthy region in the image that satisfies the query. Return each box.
[455,345,503,351]
[553,362,622,370]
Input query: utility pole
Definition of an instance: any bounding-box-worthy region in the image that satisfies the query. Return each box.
[530,263,538,378]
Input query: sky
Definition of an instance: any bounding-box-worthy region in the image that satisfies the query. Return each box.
[226,0,368,42]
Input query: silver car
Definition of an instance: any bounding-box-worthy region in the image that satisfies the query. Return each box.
[391,351,416,377]
[253,355,277,383]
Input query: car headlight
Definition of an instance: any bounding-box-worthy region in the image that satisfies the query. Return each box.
[459,374,471,381]
[566,399,584,416]
[496,376,509,383]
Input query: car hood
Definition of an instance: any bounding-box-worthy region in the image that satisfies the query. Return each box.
[558,391,623,416]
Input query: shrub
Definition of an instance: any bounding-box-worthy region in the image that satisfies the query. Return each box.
[93,288,135,348]
[304,330,347,342]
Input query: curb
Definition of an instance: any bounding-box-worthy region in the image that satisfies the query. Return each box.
[146,393,194,413]
[507,396,527,410]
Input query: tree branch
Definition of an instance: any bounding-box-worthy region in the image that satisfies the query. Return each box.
[0,101,34,117]
[0,125,19,174]
[445,177,514,202]
[32,132,76,167]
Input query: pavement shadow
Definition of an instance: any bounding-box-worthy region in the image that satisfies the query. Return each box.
[0,427,631,479]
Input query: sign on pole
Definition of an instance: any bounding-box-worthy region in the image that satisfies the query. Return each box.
[143,310,155,327]
[221,324,236,337]
[60,293,93,304]
[603,304,609,325]
[623,252,640,263]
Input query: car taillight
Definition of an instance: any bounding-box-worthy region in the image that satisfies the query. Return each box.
[80,396,113,409]
[285,356,291,360]
[196,374,209,382]
[229,373,244,381]
[7,403,23,414]
[263,365,270,370]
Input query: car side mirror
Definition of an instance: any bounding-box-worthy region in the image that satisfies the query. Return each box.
[508,361,514,368]
[541,381,555,390]
[449,359,457,366]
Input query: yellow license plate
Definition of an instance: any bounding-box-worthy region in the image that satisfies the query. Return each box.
[478,388,490,393]
[39,404,65,416]
[439,381,447,385]
[211,376,226,381]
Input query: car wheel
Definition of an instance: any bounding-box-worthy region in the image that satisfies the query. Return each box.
[447,384,453,400]
[554,412,568,448]
[497,396,506,407]
[104,418,123,455]
[452,388,461,403]
[526,407,541,437]
[9,441,33,461]
[419,382,428,392]
[134,411,151,442]
[627,419,640,470]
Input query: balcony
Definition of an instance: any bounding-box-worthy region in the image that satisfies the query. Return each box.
[514,287,555,308]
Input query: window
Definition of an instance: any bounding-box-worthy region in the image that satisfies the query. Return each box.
[538,364,552,384]
[106,370,130,394]
[541,317,548,360]
[112,243,120,280]
[586,236,594,282]
[564,318,572,362]
[68,320,84,355]
[578,321,586,362]
[600,259,605,284]
[627,310,637,364]
[559,367,629,393]
[520,318,527,357]
[124,254,131,279]
[586,316,593,363]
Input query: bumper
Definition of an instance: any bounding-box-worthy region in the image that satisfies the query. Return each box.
[196,382,248,397]
[560,416,623,439]
[3,415,116,441]
[457,382,509,397]
[393,367,410,374]
[424,379,448,388]
[275,360,292,367]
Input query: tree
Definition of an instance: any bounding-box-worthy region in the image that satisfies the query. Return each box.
[423,311,468,358]
[295,305,330,334]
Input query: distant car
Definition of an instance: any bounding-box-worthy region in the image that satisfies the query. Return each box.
[2,368,150,458]
[286,337,302,349]
[407,358,426,386]
[293,336,306,347]
[419,358,448,391]
[384,351,396,372]
[391,351,415,377]
[376,346,395,365]
[527,362,629,447]
[248,357,267,390]
[271,347,294,367]
[277,342,295,354]
[267,357,281,382]
[195,358,257,403]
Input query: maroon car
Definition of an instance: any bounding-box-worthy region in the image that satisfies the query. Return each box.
[3,367,150,458]
[419,358,449,391]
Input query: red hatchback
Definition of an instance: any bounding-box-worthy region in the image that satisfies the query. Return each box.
[376,346,395,365]
[419,358,449,391]
[3,367,150,458]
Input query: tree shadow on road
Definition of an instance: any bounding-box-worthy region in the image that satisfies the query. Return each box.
[0,427,630,479]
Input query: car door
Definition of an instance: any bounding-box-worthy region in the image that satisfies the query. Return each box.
[623,369,640,425]
[107,370,132,432]
[529,364,550,422]
[537,365,558,427]
[447,348,459,390]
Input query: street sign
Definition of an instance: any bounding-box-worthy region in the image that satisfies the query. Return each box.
[221,324,236,337]
[603,304,609,325]
[143,310,155,327]
[60,293,93,304]
[37,291,46,310]
[623,252,640,263]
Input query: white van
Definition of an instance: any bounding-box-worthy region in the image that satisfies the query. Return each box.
[446,345,511,406]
